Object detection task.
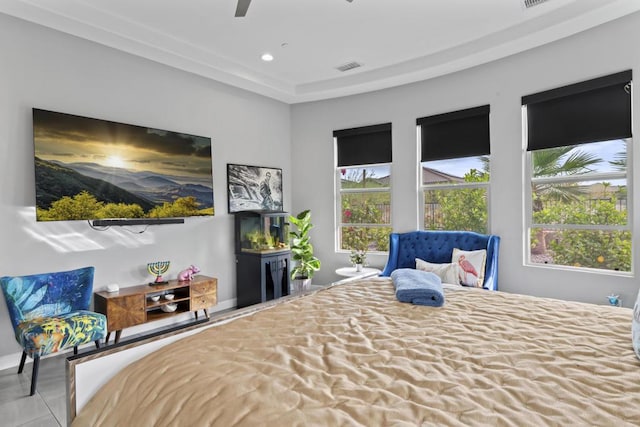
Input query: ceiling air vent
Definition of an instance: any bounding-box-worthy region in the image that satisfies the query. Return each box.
[336,61,362,72]
[523,0,550,8]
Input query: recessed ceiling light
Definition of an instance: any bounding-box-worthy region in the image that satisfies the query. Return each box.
[261,53,274,62]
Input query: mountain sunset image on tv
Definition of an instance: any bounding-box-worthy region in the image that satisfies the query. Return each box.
[33,108,214,222]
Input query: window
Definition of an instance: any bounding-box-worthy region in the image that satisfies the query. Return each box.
[334,124,392,252]
[418,105,490,233]
[523,70,632,272]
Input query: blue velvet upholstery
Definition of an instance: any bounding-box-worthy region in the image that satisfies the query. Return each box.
[381,231,501,291]
[0,266,106,395]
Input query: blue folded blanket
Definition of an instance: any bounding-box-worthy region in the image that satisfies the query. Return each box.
[390,268,445,307]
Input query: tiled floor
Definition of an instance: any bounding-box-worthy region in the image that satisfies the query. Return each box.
[0,306,245,426]
[0,308,240,426]
[0,354,67,426]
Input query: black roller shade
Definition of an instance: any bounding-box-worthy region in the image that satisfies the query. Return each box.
[523,70,632,151]
[417,105,490,162]
[334,123,392,167]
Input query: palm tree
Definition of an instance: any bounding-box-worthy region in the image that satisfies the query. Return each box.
[531,146,601,212]
[609,150,626,171]
[530,146,601,254]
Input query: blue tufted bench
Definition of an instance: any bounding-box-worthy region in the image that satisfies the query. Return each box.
[380,231,501,290]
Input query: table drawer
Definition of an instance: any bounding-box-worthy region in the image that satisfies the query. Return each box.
[191,292,217,311]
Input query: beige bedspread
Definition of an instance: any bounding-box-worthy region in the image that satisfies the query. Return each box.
[74,278,640,426]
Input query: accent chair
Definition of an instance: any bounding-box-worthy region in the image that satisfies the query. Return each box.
[0,266,106,395]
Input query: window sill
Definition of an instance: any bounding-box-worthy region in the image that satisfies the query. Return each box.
[524,261,633,278]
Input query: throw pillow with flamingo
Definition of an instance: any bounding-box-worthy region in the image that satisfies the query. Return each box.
[452,248,487,287]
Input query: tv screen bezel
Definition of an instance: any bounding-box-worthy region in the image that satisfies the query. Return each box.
[32,108,214,224]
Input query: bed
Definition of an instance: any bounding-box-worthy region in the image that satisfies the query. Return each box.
[71,277,640,426]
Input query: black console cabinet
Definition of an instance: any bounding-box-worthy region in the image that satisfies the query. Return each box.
[234,211,291,308]
[236,251,290,308]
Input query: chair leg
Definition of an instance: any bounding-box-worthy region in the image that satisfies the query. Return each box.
[95,340,101,349]
[73,346,78,355]
[18,351,27,374]
[30,356,40,396]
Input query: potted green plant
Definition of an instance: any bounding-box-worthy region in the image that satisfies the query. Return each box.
[289,209,321,292]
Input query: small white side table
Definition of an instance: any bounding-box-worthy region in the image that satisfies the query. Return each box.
[335,267,381,280]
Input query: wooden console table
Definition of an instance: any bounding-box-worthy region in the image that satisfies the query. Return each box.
[94,275,217,344]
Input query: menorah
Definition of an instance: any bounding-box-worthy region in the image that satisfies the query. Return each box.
[147,261,170,285]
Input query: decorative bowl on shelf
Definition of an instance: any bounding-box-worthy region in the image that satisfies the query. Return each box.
[164,293,175,300]
[160,303,177,313]
[150,295,160,302]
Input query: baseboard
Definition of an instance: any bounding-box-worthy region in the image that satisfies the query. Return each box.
[0,298,237,372]
[212,298,236,312]
[0,348,73,372]
[0,353,21,372]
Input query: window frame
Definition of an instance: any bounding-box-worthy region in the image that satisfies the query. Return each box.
[335,161,392,254]
[333,123,393,254]
[523,131,633,274]
[522,71,633,274]
[417,119,491,233]
[334,160,393,254]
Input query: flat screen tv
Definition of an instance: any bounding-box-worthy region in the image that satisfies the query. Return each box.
[33,108,214,223]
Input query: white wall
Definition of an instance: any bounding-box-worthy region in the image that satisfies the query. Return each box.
[0,14,291,362]
[3,9,640,367]
[291,12,640,307]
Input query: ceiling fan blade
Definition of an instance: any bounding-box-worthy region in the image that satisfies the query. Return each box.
[235,0,252,17]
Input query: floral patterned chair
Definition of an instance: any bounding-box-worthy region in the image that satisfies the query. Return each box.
[0,266,106,396]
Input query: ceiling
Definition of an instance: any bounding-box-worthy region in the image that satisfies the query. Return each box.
[1,0,639,104]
